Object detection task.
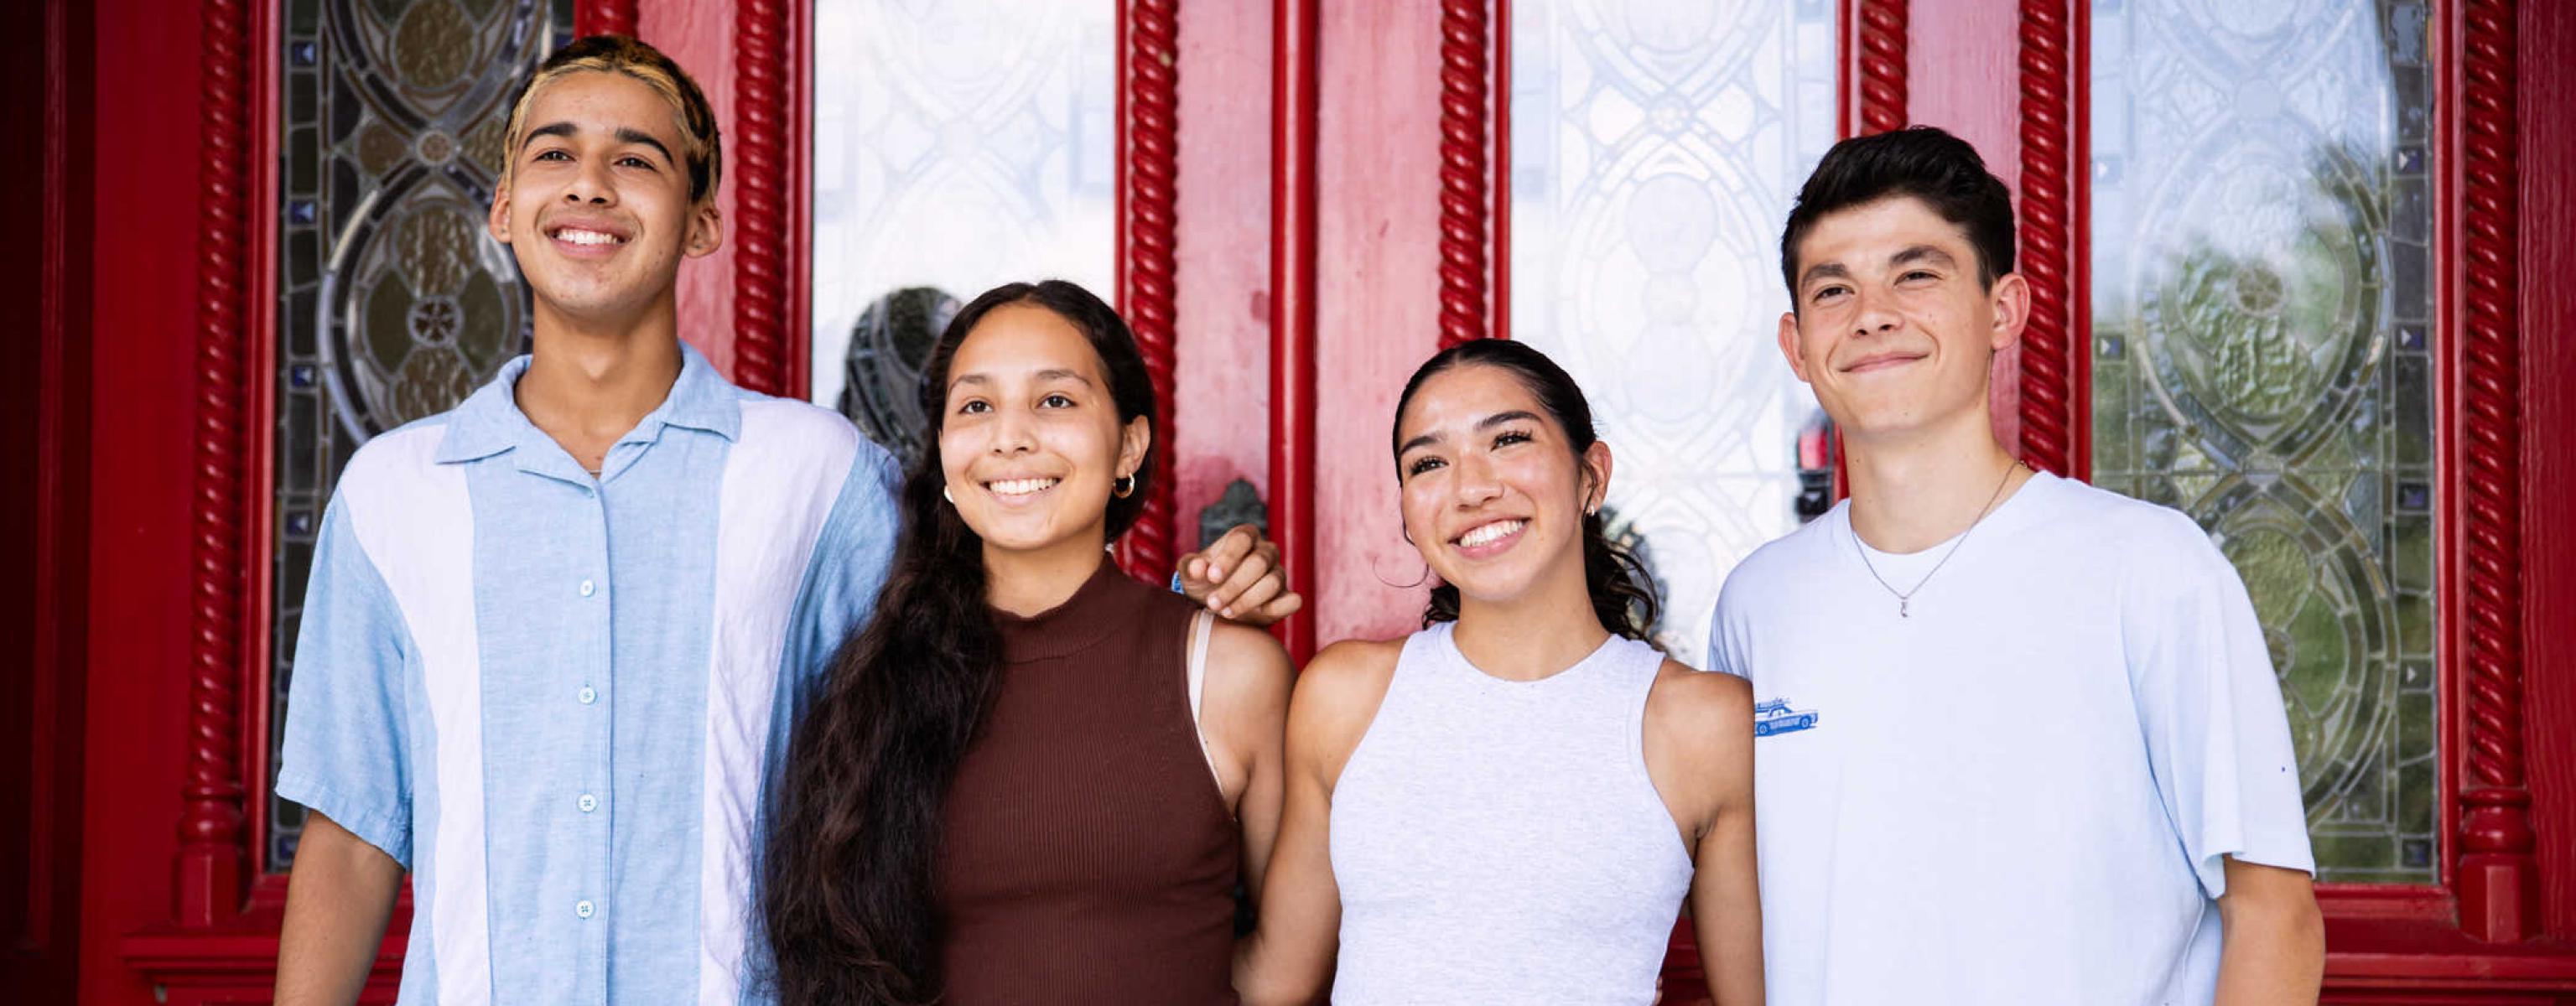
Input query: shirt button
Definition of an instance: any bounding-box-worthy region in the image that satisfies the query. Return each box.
[579,578,596,598]
[575,900,595,920]
[578,686,597,705]
[578,793,598,813]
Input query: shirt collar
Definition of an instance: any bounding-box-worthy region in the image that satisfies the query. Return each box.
[433,341,740,466]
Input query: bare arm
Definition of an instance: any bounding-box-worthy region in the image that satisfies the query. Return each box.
[274,812,404,1006]
[2212,857,2324,1006]
[1202,620,1296,905]
[1649,666,1762,1006]
[1234,640,1398,1006]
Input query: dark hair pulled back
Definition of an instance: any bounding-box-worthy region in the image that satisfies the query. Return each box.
[760,279,1157,1006]
[1392,339,1659,641]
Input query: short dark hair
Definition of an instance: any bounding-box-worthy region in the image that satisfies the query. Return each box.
[1779,127,2014,300]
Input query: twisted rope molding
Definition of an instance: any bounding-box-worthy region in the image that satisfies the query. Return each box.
[2455,0,2534,943]
[1117,0,1182,578]
[732,0,792,397]
[2014,0,2083,478]
[1437,0,1495,349]
[181,0,253,927]
[574,0,636,39]
[1856,0,1908,135]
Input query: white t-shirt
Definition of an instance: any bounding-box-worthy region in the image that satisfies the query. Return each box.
[1707,470,2314,1006]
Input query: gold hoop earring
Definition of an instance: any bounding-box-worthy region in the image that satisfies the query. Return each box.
[1114,474,1137,499]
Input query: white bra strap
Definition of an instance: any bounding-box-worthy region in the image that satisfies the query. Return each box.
[1187,609,1224,796]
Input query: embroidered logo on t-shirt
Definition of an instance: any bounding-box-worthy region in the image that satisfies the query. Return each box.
[1753,697,1820,737]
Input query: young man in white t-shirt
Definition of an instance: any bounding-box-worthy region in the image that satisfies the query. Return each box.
[1707,127,2325,1004]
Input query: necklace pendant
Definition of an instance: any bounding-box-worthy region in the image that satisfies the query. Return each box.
[1899,599,1909,618]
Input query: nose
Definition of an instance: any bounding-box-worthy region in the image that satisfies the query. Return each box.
[987,405,1036,455]
[1851,285,1900,338]
[562,157,615,206]
[1452,450,1504,507]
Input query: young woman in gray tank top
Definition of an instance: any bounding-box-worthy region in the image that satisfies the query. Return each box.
[1234,340,1763,1005]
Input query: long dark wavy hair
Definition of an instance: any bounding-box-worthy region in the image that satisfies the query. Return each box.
[761,279,1159,1006]
[1392,339,1659,640]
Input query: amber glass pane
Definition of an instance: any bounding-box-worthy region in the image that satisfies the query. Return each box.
[2090,0,2435,883]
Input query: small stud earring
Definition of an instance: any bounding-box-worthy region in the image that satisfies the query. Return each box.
[943,485,953,504]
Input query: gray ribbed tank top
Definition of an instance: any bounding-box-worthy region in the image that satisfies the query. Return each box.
[1327,622,1693,1004]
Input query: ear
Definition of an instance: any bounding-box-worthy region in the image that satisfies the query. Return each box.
[1116,414,1151,483]
[1987,272,2030,352]
[487,181,514,245]
[1776,311,1812,384]
[1579,440,1614,514]
[684,199,724,259]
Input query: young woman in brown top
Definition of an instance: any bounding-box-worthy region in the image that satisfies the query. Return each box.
[761,280,1297,1006]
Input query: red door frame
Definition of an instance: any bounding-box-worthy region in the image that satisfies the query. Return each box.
[43,0,2576,1003]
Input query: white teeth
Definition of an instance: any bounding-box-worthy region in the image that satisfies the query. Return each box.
[555,228,622,246]
[987,478,1059,497]
[1457,520,1525,548]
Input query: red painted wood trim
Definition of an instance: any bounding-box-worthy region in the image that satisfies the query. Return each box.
[732,0,797,397]
[2448,0,2539,944]
[1436,0,1498,349]
[178,0,265,930]
[1115,0,1182,580]
[2519,0,2576,942]
[1270,0,1320,661]
[2012,0,2086,479]
[574,0,636,39]
[1854,0,1909,135]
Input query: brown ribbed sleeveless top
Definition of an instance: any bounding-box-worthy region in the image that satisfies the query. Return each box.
[933,561,1241,1005]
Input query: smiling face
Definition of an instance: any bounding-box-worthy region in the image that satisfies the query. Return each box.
[1778,195,2028,441]
[486,70,721,326]
[1394,363,1611,609]
[937,303,1149,558]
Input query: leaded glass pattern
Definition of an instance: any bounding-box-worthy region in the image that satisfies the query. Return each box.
[1509,0,1836,662]
[2090,0,2436,883]
[808,0,1117,424]
[270,0,569,872]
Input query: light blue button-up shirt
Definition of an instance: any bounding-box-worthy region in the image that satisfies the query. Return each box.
[278,344,899,1005]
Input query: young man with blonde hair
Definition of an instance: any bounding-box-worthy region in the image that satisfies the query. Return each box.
[273,36,1289,1003]
[1709,127,2325,1004]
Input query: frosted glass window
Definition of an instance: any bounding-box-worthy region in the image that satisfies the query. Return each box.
[810,0,1117,460]
[1509,0,1838,661]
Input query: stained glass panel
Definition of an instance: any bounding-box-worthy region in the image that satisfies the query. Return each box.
[2090,0,2436,883]
[809,0,1116,457]
[1509,0,1837,661]
[269,0,569,872]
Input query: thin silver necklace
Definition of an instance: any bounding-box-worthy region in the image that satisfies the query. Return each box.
[1851,459,2025,619]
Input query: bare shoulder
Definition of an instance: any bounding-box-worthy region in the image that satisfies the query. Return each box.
[1202,618,1296,728]
[1644,658,1754,771]
[1647,658,1753,729]
[1286,637,1406,780]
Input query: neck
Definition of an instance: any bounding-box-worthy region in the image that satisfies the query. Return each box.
[983,532,1112,617]
[1448,559,1613,682]
[516,293,687,465]
[1842,404,2028,553]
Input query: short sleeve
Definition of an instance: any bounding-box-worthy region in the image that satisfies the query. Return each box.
[2124,514,2316,899]
[1705,581,1748,679]
[778,443,901,703]
[274,499,418,866]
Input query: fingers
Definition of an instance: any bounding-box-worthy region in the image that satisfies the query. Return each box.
[1199,525,1259,578]
[1208,547,1279,616]
[1225,590,1303,629]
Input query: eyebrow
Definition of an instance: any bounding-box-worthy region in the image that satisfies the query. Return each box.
[1396,409,1543,457]
[1891,245,1957,270]
[521,122,676,166]
[947,368,1095,392]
